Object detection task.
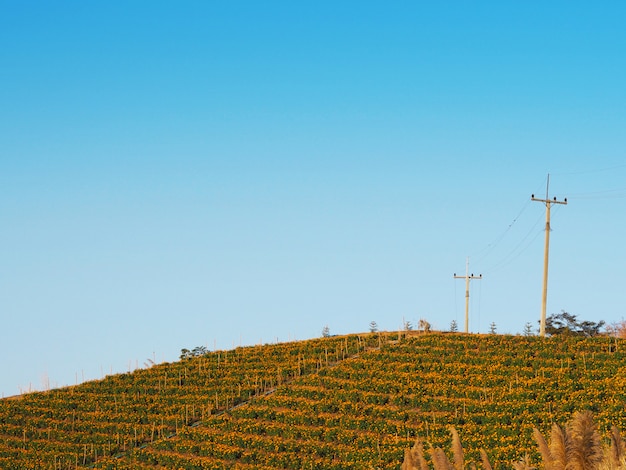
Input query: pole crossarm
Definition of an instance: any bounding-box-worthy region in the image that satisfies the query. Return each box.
[453,274,483,280]
[531,195,568,205]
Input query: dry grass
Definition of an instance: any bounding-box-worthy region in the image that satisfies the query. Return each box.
[402,412,626,470]
[402,427,467,470]
[527,411,617,470]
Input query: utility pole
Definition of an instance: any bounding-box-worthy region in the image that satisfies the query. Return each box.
[454,257,482,333]
[531,174,567,337]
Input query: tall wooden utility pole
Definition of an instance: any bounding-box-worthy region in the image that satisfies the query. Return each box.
[531,174,567,337]
[454,257,482,333]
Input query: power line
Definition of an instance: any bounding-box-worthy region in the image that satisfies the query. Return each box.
[566,187,626,200]
[470,177,548,268]
[481,211,544,275]
[471,198,532,266]
[550,163,626,200]
[550,162,626,176]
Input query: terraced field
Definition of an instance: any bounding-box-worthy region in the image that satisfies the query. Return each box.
[2,333,625,469]
[0,334,374,469]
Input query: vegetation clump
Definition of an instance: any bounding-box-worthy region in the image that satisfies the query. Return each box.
[402,412,626,470]
[179,346,208,360]
[545,312,605,337]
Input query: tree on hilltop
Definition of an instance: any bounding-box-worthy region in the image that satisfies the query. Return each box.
[523,322,534,336]
[180,346,208,360]
[606,319,626,338]
[545,311,605,337]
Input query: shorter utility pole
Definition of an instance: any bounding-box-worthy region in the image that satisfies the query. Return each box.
[532,174,567,337]
[454,257,482,333]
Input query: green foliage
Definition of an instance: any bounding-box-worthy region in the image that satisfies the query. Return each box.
[180,346,208,360]
[120,334,626,469]
[523,322,534,336]
[546,311,605,337]
[0,334,376,469]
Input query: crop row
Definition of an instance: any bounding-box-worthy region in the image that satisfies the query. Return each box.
[0,334,379,469]
[99,334,626,469]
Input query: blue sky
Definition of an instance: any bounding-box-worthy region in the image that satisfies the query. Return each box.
[2,2,626,396]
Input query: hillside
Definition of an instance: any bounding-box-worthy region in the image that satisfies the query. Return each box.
[1,333,625,469]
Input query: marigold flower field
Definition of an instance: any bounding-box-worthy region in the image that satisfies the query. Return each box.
[1,333,624,469]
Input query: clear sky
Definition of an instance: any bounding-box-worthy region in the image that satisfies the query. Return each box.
[2,2,626,396]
